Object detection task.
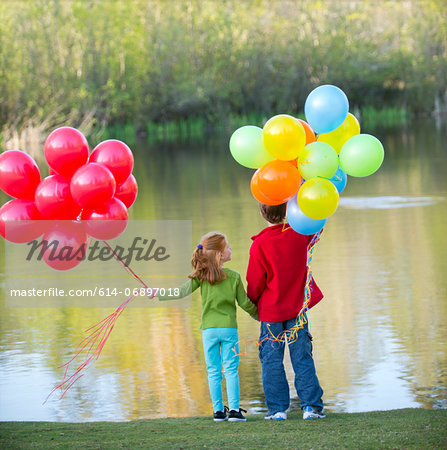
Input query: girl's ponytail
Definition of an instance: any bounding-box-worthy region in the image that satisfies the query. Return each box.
[189,232,228,285]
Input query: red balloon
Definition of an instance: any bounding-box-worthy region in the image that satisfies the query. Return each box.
[41,221,88,271]
[0,199,45,243]
[0,150,41,200]
[44,127,89,178]
[35,175,81,220]
[70,163,116,209]
[115,174,138,208]
[83,197,129,240]
[89,140,134,184]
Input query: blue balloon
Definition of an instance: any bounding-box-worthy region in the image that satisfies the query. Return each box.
[329,166,348,193]
[286,194,327,235]
[304,85,349,134]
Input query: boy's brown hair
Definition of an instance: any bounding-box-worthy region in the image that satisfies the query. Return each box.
[259,202,287,224]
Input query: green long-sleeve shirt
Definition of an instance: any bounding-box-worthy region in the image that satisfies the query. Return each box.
[158,268,258,329]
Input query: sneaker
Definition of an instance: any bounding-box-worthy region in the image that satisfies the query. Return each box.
[264,411,287,420]
[303,406,326,420]
[213,406,229,422]
[228,408,247,422]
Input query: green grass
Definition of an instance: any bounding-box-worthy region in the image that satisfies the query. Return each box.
[361,106,410,129]
[1,409,446,449]
[88,106,409,145]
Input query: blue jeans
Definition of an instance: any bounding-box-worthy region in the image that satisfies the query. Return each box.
[202,327,240,412]
[258,316,323,414]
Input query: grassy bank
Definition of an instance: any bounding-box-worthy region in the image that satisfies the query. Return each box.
[1,409,446,449]
[3,105,410,153]
[97,106,410,145]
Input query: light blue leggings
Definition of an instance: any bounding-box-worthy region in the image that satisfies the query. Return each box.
[202,327,240,412]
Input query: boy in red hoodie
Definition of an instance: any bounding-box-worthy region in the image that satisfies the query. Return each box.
[246,202,325,420]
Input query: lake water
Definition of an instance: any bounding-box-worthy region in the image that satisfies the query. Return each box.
[0,118,446,421]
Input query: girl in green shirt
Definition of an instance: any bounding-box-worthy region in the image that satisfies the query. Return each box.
[158,231,258,422]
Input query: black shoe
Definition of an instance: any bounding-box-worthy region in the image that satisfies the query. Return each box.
[228,408,247,422]
[213,406,229,422]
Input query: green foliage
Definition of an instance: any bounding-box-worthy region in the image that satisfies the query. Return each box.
[361,106,410,130]
[0,0,445,137]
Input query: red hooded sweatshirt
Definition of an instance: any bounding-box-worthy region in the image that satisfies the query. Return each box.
[246,223,323,322]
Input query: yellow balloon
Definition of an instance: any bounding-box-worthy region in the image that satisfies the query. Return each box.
[297,178,339,220]
[263,115,306,161]
[317,113,360,154]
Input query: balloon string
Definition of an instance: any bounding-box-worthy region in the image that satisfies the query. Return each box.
[102,240,149,289]
[45,240,152,403]
[43,293,138,404]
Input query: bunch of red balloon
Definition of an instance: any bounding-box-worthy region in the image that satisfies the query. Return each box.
[0,127,138,270]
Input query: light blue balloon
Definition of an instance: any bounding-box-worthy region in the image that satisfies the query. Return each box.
[304,85,349,134]
[329,166,348,193]
[286,194,327,235]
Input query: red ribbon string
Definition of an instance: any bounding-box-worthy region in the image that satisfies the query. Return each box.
[45,239,149,403]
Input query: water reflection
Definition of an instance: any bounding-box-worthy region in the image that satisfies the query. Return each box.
[0,119,446,420]
[339,196,444,209]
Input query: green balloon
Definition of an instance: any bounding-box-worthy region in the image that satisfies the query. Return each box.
[229,126,275,169]
[339,134,384,177]
[298,141,338,180]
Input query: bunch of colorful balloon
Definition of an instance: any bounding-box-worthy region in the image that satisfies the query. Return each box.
[0,127,138,269]
[229,85,384,234]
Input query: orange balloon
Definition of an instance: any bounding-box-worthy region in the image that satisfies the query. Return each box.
[257,160,301,203]
[298,119,316,145]
[250,170,284,205]
[288,158,298,167]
